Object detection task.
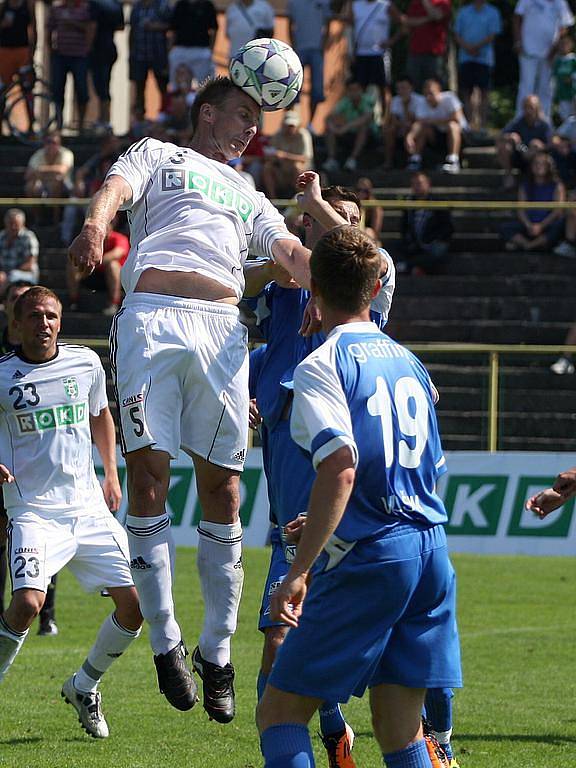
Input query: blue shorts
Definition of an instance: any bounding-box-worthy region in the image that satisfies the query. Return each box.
[266,420,314,528]
[259,526,291,632]
[269,523,462,703]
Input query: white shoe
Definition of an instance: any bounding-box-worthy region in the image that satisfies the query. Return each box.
[102,304,119,316]
[322,158,340,173]
[61,675,110,738]
[550,356,575,375]
[442,158,460,174]
[343,156,357,172]
[553,240,576,258]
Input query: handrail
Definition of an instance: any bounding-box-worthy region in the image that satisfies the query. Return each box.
[1,197,575,210]
[61,338,576,452]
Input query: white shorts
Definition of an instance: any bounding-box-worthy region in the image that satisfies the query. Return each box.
[110,293,249,470]
[6,504,133,593]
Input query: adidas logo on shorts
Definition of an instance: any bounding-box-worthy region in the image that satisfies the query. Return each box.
[232,449,246,463]
[130,556,152,570]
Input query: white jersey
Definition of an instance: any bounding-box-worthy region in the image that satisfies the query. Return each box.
[107,138,299,300]
[0,344,108,516]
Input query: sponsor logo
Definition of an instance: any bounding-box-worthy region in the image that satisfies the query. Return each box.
[62,376,79,400]
[233,557,243,569]
[267,580,282,596]
[130,556,152,570]
[161,168,254,222]
[16,403,87,433]
[12,369,23,379]
[232,449,246,464]
[122,393,144,408]
[15,546,39,555]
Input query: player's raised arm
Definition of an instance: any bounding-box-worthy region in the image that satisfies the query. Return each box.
[90,407,122,513]
[68,174,132,277]
[295,171,350,230]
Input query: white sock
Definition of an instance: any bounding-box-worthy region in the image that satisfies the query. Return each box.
[73,613,141,693]
[0,615,28,682]
[433,728,452,746]
[411,153,422,162]
[197,521,243,667]
[446,154,458,163]
[125,514,181,656]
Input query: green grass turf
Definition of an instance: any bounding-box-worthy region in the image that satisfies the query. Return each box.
[1,550,575,768]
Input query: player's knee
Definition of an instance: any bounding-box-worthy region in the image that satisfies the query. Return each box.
[9,589,45,626]
[262,626,289,672]
[127,462,169,511]
[110,587,143,631]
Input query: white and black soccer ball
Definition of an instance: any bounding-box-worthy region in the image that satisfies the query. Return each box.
[229,38,303,112]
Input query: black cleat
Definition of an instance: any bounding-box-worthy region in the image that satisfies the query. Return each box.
[153,641,199,711]
[191,646,235,723]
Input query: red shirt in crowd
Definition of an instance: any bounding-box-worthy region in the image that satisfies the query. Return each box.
[95,230,130,272]
[406,0,451,56]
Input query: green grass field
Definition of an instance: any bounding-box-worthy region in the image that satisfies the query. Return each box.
[1,549,575,768]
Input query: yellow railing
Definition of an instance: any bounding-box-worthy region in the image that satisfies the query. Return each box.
[60,338,576,452]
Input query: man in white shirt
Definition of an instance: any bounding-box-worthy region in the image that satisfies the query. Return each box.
[405,77,468,173]
[513,0,574,119]
[68,76,340,725]
[0,286,142,740]
[226,0,275,59]
[383,74,426,168]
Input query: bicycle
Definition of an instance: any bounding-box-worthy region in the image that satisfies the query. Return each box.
[0,65,57,145]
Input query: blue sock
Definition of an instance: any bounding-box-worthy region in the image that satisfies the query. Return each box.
[257,670,269,702]
[383,739,432,767]
[424,688,453,732]
[261,724,315,767]
[318,701,346,737]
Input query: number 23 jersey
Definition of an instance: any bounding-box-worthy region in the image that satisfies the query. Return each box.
[0,345,108,516]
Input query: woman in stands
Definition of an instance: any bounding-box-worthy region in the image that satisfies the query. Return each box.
[501,151,565,252]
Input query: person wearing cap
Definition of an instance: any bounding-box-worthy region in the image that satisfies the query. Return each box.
[262,109,314,199]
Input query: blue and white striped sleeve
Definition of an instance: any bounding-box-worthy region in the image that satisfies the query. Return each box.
[290,349,358,471]
[250,196,300,258]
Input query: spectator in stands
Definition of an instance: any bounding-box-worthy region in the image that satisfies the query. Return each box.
[164,63,198,111]
[401,0,451,91]
[242,129,269,189]
[168,0,218,88]
[553,184,576,257]
[88,0,125,132]
[501,151,565,252]
[128,0,171,118]
[262,109,313,199]
[549,112,576,184]
[513,0,574,121]
[496,94,553,190]
[350,0,403,120]
[550,323,576,373]
[229,156,256,188]
[287,0,331,129]
[0,0,36,89]
[355,176,384,244]
[156,90,193,143]
[453,0,502,132]
[24,131,75,198]
[322,78,377,173]
[405,76,467,173]
[66,218,129,315]
[73,131,121,198]
[394,171,453,274]
[383,74,425,169]
[552,32,576,123]
[48,0,96,132]
[0,209,39,294]
[226,0,275,60]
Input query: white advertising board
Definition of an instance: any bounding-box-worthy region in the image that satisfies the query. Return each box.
[95,450,576,556]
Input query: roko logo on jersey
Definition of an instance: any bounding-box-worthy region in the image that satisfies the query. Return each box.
[16,402,87,433]
[160,168,254,222]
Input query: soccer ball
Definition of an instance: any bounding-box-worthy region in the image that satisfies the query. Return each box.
[229,38,303,112]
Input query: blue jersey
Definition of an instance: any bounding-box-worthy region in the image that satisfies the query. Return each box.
[245,249,395,432]
[291,322,448,542]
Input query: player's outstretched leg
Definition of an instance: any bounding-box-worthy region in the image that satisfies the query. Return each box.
[0,615,28,682]
[193,458,244,724]
[62,589,142,738]
[319,703,356,768]
[424,688,456,766]
[125,449,198,711]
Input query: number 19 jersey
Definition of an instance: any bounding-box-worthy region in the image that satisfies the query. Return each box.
[0,345,108,516]
[291,322,448,542]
